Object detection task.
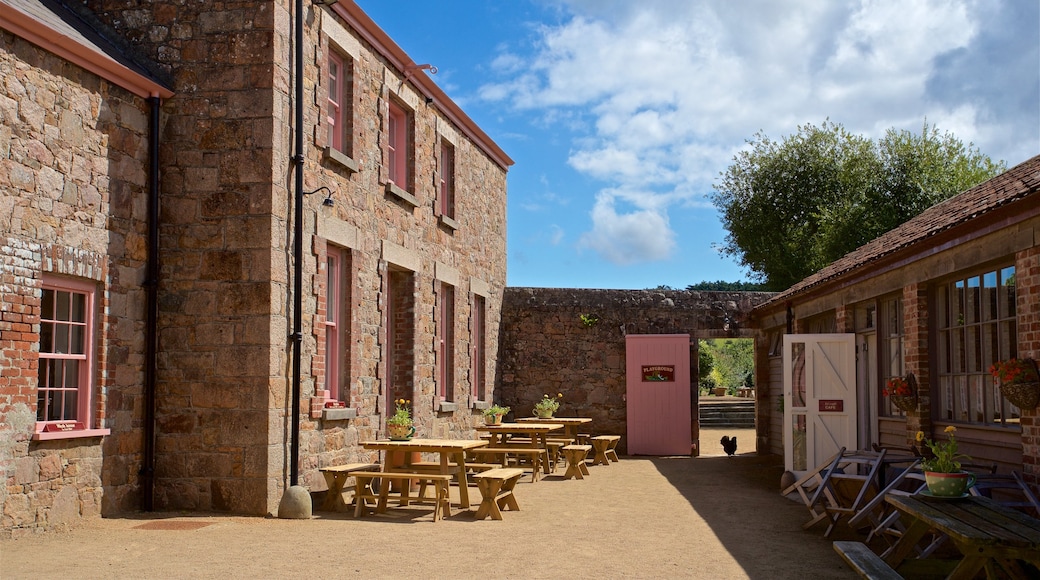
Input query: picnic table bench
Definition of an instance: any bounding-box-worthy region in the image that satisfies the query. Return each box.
[472,467,525,520]
[468,447,548,482]
[833,541,901,580]
[318,462,379,511]
[351,471,453,522]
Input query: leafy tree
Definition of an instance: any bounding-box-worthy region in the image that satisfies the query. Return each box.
[699,339,754,392]
[685,280,770,291]
[712,121,1005,290]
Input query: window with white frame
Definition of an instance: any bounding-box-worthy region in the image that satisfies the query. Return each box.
[437,282,455,402]
[387,99,410,188]
[471,294,486,402]
[326,49,353,156]
[37,277,94,431]
[439,139,455,221]
[937,265,1017,426]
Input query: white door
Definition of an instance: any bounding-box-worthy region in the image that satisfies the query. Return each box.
[783,334,857,475]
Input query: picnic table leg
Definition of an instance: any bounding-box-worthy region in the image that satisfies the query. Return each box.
[947,555,987,580]
[450,451,471,508]
[538,434,552,474]
[883,518,932,569]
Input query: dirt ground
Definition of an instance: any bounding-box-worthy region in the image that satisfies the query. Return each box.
[1,427,859,579]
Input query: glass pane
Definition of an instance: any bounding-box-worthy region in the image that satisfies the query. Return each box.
[791,342,806,408]
[970,374,984,422]
[940,377,953,420]
[1000,266,1016,318]
[792,414,807,471]
[1000,321,1016,360]
[71,292,86,323]
[41,289,54,319]
[40,321,54,353]
[329,61,339,102]
[46,390,61,421]
[56,290,70,321]
[327,257,337,323]
[54,324,69,354]
[63,390,77,420]
[982,271,997,321]
[955,375,968,422]
[37,390,47,421]
[966,325,980,373]
[965,276,980,325]
[981,324,997,372]
[63,359,79,388]
[70,325,85,354]
[952,280,965,326]
[950,328,964,373]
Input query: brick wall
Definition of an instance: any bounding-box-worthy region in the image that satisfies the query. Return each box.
[1017,246,1040,485]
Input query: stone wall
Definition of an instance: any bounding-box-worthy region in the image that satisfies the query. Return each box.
[498,288,773,453]
[1,30,152,535]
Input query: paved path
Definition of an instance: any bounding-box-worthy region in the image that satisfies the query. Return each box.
[1,449,858,579]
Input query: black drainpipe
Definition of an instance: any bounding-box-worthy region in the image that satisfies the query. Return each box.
[289,0,304,487]
[142,95,161,511]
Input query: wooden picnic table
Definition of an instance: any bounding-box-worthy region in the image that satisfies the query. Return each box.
[515,416,591,443]
[884,494,1040,579]
[360,438,488,509]
[474,422,563,475]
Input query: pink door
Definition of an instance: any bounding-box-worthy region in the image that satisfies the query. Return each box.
[626,334,692,455]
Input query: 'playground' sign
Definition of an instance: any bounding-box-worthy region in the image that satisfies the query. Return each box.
[642,365,675,382]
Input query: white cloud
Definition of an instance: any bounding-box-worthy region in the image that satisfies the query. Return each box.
[578,192,675,264]
[483,0,1038,265]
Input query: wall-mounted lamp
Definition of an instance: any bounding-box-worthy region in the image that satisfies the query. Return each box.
[305,186,335,207]
[406,63,438,75]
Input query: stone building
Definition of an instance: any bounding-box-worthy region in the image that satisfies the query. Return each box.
[750,155,1040,485]
[1,0,510,535]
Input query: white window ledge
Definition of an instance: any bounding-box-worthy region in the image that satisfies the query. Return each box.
[471,400,490,410]
[438,215,459,231]
[322,407,357,421]
[324,147,359,173]
[385,182,419,208]
[437,401,459,413]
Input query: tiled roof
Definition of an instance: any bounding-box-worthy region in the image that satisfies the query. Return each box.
[757,154,1040,309]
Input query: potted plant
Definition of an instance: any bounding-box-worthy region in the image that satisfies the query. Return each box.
[989,358,1040,409]
[916,426,975,497]
[482,404,510,425]
[387,398,415,440]
[533,393,562,419]
[883,375,917,413]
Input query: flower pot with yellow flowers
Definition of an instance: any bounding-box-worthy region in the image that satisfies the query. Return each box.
[989,358,1040,409]
[387,399,415,440]
[533,393,563,419]
[916,426,975,497]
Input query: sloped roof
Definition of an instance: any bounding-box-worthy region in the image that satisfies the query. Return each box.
[757,154,1040,310]
[2,0,172,98]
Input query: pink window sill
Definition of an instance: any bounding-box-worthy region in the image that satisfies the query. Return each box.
[33,428,110,441]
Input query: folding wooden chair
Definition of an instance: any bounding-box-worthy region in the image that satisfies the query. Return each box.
[969,471,1040,517]
[781,448,846,531]
[819,449,888,538]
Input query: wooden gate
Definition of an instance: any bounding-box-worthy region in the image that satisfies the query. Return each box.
[625,334,692,455]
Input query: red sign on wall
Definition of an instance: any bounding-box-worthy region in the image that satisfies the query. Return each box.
[819,400,844,412]
[642,365,675,382]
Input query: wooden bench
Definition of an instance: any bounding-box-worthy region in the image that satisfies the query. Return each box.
[351,472,452,522]
[472,467,525,520]
[561,444,592,480]
[832,541,902,580]
[468,447,548,482]
[317,462,379,511]
[590,435,621,466]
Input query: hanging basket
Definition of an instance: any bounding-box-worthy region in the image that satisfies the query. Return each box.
[890,395,918,413]
[998,358,1040,409]
[1000,380,1040,409]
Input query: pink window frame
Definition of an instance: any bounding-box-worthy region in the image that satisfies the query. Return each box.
[471,294,486,402]
[325,251,341,400]
[439,140,455,219]
[327,50,345,152]
[35,275,108,439]
[437,283,455,402]
[387,100,407,187]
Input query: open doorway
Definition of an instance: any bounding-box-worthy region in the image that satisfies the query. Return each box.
[698,338,756,457]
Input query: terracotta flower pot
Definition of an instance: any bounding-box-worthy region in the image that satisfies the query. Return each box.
[924,471,976,497]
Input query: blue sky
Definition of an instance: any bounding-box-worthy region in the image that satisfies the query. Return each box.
[353,0,1039,290]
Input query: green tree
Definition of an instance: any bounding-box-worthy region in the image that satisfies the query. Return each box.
[699,339,754,392]
[711,121,1005,290]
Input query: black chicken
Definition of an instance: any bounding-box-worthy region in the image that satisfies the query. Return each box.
[720,435,737,457]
